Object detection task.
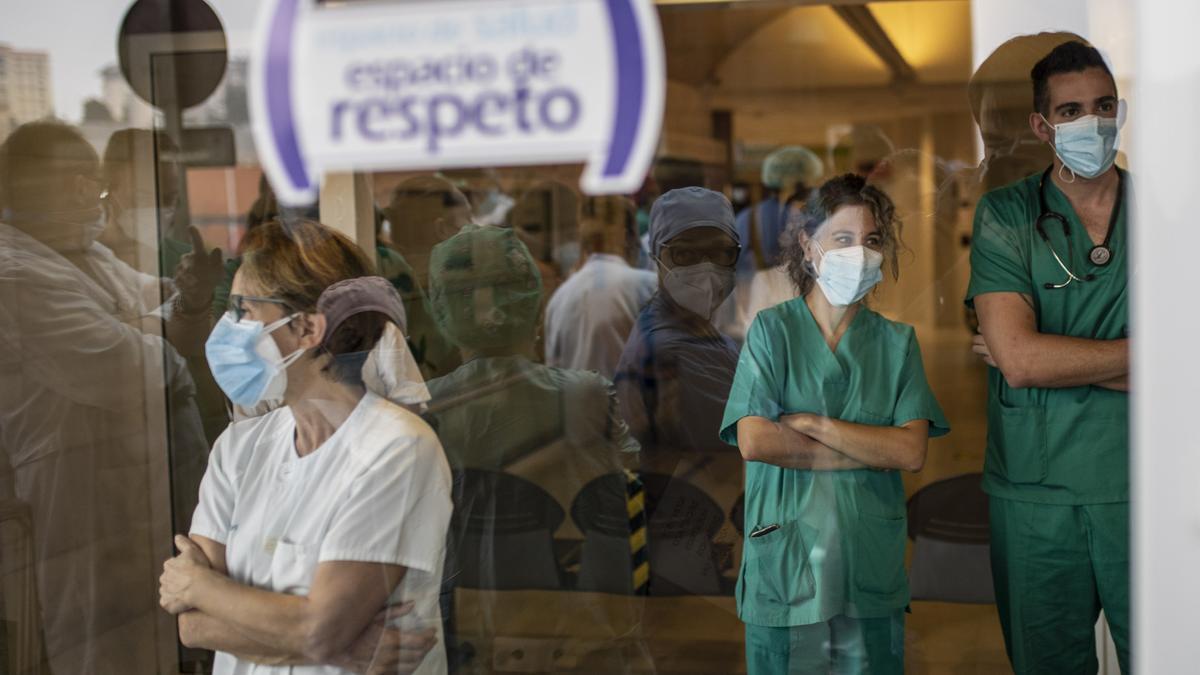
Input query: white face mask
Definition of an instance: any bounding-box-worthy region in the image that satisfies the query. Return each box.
[811,241,884,307]
[659,260,735,319]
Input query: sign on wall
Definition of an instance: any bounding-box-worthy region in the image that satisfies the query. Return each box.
[250,0,665,206]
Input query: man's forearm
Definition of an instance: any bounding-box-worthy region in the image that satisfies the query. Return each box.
[974,293,1128,389]
[1095,374,1130,392]
[1003,333,1127,389]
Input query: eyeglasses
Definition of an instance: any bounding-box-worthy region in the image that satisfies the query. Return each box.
[227,294,292,322]
[660,244,741,267]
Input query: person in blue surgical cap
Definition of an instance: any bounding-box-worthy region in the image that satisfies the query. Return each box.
[614,187,742,462]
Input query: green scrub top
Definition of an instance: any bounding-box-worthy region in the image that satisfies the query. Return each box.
[719,298,949,628]
[965,169,1129,505]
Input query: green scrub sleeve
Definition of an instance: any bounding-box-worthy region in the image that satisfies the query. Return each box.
[893,330,951,438]
[720,314,783,446]
[965,192,1035,308]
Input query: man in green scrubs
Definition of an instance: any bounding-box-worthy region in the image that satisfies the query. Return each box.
[966,41,1131,673]
[722,174,949,673]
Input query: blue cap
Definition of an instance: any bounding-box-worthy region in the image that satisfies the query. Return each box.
[648,187,738,257]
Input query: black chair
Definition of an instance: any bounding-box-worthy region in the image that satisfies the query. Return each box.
[572,472,726,596]
[730,491,745,537]
[906,472,995,604]
[445,468,566,590]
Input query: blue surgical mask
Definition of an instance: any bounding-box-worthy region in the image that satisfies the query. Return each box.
[1043,113,1120,180]
[205,312,304,407]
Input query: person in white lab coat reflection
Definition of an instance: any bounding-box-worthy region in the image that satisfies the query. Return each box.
[544,195,657,379]
[0,121,220,673]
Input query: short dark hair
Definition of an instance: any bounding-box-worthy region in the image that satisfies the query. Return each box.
[1031,41,1114,116]
[966,32,1085,124]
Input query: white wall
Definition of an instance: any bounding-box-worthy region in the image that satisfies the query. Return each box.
[971,0,1133,76]
[1134,2,1200,672]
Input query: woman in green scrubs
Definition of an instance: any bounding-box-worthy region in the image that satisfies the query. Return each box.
[720,174,949,674]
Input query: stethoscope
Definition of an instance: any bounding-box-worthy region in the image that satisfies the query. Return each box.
[1035,165,1123,289]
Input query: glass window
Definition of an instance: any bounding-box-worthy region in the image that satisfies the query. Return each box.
[0,1,1143,673]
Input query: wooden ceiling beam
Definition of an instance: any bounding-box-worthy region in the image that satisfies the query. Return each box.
[830,4,916,83]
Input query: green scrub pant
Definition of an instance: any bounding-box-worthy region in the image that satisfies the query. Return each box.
[744,612,904,675]
[989,497,1131,674]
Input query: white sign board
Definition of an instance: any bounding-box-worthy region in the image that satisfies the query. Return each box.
[250,0,665,206]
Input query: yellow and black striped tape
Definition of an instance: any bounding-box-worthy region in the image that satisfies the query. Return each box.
[625,469,649,595]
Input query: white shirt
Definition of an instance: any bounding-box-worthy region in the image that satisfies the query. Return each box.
[544,253,657,379]
[727,265,798,342]
[0,223,196,674]
[190,392,453,675]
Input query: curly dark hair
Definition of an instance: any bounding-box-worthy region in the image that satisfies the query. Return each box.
[781,173,902,298]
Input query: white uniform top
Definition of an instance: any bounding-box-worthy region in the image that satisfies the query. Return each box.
[544,253,657,379]
[190,392,453,675]
[0,223,197,674]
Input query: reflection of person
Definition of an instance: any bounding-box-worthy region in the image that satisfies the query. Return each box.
[98,129,191,274]
[380,175,473,380]
[865,148,966,325]
[425,224,641,666]
[966,41,1131,673]
[427,223,638,471]
[614,187,742,459]
[728,192,808,341]
[967,32,1084,194]
[437,168,514,227]
[544,196,657,379]
[100,128,233,445]
[2,123,223,356]
[383,175,472,290]
[0,121,217,673]
[721,174,949,674]
[162,220,451,674]
[829,125,895,178]
[735,145,823,275]
[215,175,324,324]
[958,33,1087,333]
[505,179,580,314]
